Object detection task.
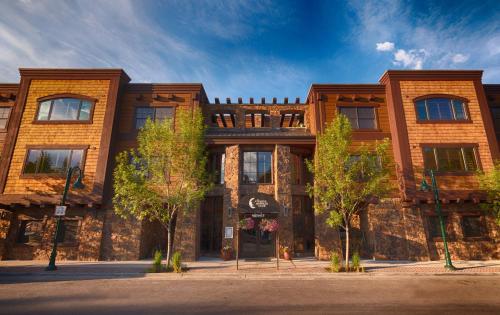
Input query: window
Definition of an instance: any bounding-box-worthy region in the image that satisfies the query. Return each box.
[422,146,478,172]
[416,98,468,121]
[339,107,377,129]
[280,112,305,128]
[427,216,450,239]
[56,219,80,244]
[37,98,93,121]
[17,220,43,243]
[245,112,270,128]
[135,107,175,129]
[0,107,11,129]
[461,216,486,238]
[23,149,84,175]
[242,152,272,184]
[208,152,225,184]
[491,107,500,136]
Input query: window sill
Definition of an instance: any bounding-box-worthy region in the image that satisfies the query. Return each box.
[416,120,472,124]
[32,120,93,125]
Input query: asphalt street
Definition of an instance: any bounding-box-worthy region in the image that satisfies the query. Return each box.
[0,275,499,314]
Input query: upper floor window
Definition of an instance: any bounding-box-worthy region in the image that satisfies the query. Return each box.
[135,107,175,129]
[339,107,377,129]
[245,112,270,128]
[280,111,305,128]
[23,148,84,175]
[422,146,478,172]
[0,107,11,129]
[242,151,272,184]
[415,98,468,121]
[37,98,93,122]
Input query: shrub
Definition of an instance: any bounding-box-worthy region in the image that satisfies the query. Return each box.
[172,251,182,273]
[330,251,341,272]
[152,250,163,273]
[352,251,361,272]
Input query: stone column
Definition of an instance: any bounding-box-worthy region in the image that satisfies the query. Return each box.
[223,145,240,250]
[77,210,105,261]
[402,206,430,261]
[173,207,199,261]
[0,209,13,260]
[275,145,293,253]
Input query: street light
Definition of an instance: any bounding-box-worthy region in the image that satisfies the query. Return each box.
[46,166,85,271]
[420,169,456,271]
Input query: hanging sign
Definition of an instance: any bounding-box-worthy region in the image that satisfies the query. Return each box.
[239,193,280,214]
[224,227,234,239]
[54,206,67,216]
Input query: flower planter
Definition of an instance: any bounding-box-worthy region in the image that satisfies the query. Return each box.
[220,249,232,261]
[283,251,291,260]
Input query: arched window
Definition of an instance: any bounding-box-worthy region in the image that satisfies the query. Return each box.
[415,96,469,121]
[36,95,96,122]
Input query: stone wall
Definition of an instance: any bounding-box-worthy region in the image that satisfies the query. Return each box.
[0,209,13,260]
[100,209,141,260]
[275,145,293,253]
[223,145,240,252]
[173,207,200,261]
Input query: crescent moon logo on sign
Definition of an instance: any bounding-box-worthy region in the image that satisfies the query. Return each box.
[249,198,256,209]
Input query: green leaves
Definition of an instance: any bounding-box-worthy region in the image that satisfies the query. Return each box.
[478,162,500,226]
[112,107,210,227]
[307,114,391,224]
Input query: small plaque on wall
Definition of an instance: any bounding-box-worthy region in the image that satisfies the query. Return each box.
[224,227,233,239]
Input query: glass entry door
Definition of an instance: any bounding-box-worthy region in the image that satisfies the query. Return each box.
[239,216,276,258]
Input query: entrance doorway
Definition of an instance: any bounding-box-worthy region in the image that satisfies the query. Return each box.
[239,215,276,258]
[200,196,223,256]
[293,196,315,256]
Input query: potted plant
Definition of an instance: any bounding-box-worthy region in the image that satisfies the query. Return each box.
[221,244,233,261]
[282,246,291,260]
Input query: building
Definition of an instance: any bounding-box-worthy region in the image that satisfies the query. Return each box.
[0,68,499,262]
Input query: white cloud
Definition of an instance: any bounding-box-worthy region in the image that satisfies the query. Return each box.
[348,0,500,81]
[376,42,395,51]
[452,53,469,63]
[393,49,428,70]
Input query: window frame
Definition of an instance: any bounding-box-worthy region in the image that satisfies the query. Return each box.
[420,143,481,175]
[413,94,471,123]
[34,94,97,124]
[134,105,176,130]
[0,106,12,130]
[16,219,43,244]
[461,215,488,239]
[241,151,273,185]
[337,105,379,131]
[21,145,88,178]
[426,214,453,241]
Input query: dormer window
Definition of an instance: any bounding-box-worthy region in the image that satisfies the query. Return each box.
[280,111,304,128]
[211,112,236,128]
[245,111,270,128]
[36,97,95,122]
[415,97,469,121]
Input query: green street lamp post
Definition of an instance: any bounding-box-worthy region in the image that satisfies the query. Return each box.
[420,169,456,271]
[46,166,85,271]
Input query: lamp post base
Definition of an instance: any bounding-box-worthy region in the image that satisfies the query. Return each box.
[45,264,57,271]
[444,264,457,271]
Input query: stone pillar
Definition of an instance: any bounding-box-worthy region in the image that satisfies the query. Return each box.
[402,206,430,261]
[173,207,199,261]
[0,209,13,260]
[367,199,409,260]
[314,212,342,260]
[100,209,142,260]
[77,210,105,261]
[275,145,293,253]
[223,145,240,250]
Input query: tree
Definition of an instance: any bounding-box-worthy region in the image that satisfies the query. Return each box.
[113,107,210,267]
[306,114,391,271]
[478,162,500,226]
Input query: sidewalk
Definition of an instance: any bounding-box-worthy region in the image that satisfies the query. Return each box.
[1,257,500,280]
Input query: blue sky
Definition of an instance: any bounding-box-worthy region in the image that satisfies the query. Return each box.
[0,0,499,101]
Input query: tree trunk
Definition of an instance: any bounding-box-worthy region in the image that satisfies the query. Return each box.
[166,221,173,269]
[345,225,350,272]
